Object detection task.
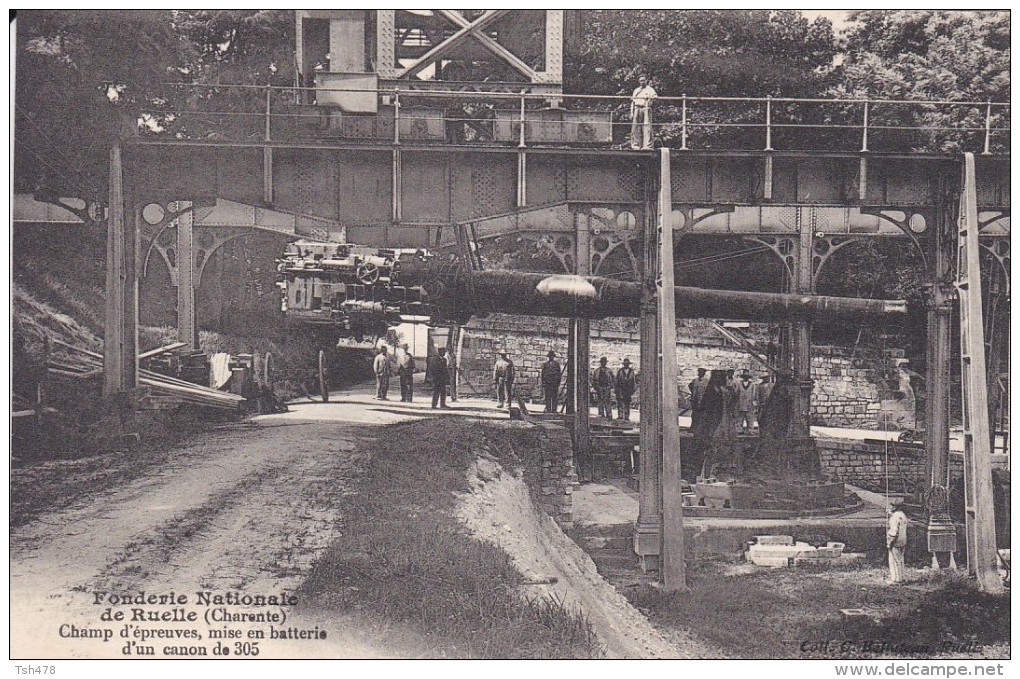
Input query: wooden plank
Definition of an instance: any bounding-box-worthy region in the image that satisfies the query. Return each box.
[53,339,103,361]
[138,342,188,360]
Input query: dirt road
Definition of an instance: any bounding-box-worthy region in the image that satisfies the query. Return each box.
[11,382,687,659]
[10,385,508,659]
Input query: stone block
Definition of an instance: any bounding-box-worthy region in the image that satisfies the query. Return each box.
[754,535,794,546]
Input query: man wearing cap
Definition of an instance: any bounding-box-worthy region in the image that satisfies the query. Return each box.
[615,358,638,421]
[397,343,416,403]
[886,498,909,584]
[688,368,709,434]
[541,350,562,413]
[373,345,392,401]
[735,370,758,434]
[592,356,614,419]
[427,347,451,409]
[493,352,516,409]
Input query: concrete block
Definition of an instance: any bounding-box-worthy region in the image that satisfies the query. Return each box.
[754,535,794,546]
[747,555,791,568]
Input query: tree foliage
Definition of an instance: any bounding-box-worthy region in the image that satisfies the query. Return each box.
[567,10,837,97]
[831,10,1010,152]
[14,10,189,199]
[565,10,839,149]
[13,10,296,198]
[159,11,295,141]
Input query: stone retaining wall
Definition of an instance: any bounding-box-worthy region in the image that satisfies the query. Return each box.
[459,315,911,429]
[537,425,576,529]
[817,438,1010,493]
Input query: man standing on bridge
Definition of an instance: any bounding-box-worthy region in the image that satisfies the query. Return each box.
[374,345,392,400]
[398,343,416,403]
[630,74,658,150]
[428,347,451,409]
[541,350,562,413]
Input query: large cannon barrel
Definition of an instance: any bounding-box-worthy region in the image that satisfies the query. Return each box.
[441,270,904,322]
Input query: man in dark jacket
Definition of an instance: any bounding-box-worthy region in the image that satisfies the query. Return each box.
[493,352,515,408]
[541,350,562,413]
[397,343,416,402]
[615,358,638,421]
[427,347,451,409]
[592,356,614,419]
[688,367,709,433]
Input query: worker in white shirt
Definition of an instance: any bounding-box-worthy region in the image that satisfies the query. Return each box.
[630,74,658,150]
[373,345,392,400]
[886,497,909,584]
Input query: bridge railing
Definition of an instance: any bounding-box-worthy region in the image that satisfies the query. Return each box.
[141,83,1010,154]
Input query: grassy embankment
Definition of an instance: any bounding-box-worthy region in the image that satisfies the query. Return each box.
[624,560,1009,659]
[300,417,605,659]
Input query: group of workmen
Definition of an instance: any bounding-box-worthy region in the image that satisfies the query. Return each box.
[492,351,639,420]
[492,350,562,413]
[374,342,771,433]
[372,343,452,409]
[688,368,773,438]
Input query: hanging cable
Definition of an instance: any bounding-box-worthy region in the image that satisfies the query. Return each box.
[18,147,101,205]
[15,104,105,196]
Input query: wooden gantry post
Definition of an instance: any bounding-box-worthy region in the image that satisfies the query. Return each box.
[956,153,1001,592]
[103,143,139,396]
[656,148,687,592]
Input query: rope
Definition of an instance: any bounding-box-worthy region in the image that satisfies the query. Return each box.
[881,332,891,511]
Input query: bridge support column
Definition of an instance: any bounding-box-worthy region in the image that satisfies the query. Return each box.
[634,161,661,572]
[176,204,198,349]
[775,212,818,472]
[764,209,817,471]
[792,215,815,442]
[565,324,575,415]
[924,282,955,561]
[573,214,591,480]
[925,174,959,568]
[103,143,139,396]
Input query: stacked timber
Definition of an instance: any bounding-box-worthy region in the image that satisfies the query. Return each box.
[47,340,244,411]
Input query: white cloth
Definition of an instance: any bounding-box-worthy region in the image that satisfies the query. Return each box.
[210,352,232,389]
[887,509,908,583]
[631,85,658,107]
